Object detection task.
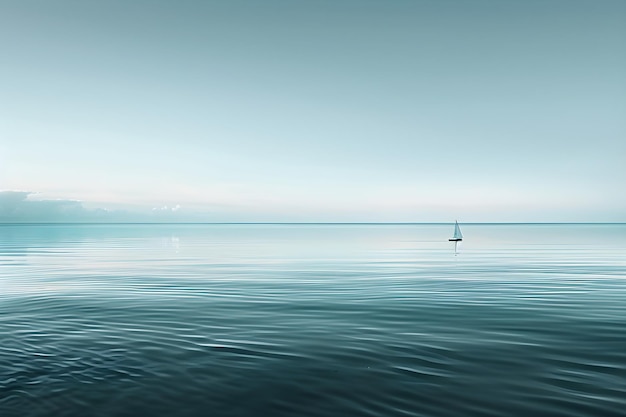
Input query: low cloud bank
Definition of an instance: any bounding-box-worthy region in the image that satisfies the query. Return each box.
[0,191,185,223]
[0,191,88,222]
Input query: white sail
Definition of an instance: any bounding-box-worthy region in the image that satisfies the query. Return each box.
[453,221,463,239]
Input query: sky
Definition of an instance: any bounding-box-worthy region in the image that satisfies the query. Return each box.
[1,0,625,222]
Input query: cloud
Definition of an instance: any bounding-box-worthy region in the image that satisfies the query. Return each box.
[152,204,182,212]
[0,191,188,223]
[0,191,88,222]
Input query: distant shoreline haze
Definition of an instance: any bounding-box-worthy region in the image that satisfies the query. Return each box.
[0,191,624,224]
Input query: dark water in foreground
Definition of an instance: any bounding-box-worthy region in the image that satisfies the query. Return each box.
[1,224,625,417]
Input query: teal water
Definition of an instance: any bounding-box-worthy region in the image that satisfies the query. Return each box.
[1,224,625,416]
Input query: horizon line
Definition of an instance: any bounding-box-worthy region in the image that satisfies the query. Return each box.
[1,222,625,226]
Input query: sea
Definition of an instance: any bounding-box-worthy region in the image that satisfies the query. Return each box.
[1,223,625,417]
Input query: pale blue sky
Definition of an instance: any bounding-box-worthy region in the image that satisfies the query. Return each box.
[1,0,625,222]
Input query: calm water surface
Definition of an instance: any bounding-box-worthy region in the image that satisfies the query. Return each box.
[1,224,625,416]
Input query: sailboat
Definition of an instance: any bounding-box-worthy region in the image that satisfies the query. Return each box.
[449,221,463,242]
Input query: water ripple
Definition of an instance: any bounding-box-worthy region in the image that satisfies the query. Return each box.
[1,224,625,416]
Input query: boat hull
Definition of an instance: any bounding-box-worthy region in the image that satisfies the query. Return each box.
[448,238,462,241]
